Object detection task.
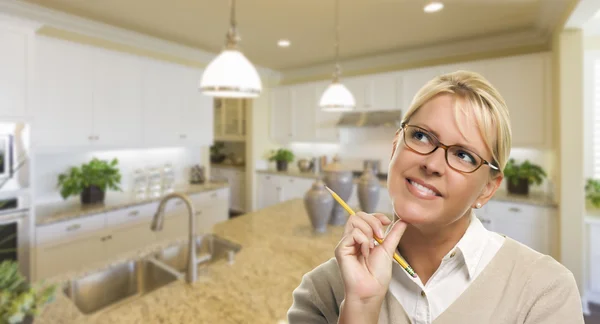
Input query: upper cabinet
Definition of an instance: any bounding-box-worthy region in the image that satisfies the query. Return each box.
[271,52,552,148]
[214,98,246,142]
[32,37,213,151]
[0,25,31,118]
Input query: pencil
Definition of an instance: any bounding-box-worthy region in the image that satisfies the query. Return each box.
[324,186,417,278]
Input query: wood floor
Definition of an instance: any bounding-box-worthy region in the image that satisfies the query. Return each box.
[587,303,600,324]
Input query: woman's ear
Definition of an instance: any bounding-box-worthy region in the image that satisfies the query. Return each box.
[476,174,503,206]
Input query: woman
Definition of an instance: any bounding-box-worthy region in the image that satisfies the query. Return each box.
[287,71,584,323]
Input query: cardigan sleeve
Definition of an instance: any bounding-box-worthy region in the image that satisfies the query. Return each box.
[523,261,585,324]
[287,258,345,324]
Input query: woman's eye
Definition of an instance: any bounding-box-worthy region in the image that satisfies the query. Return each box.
[412,131,431,143]
[456,150,476,165]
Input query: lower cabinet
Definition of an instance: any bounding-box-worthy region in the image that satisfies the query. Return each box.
[211,166,245,212]
[257,173,314,209]
[477,200,557,256]
[588,221,600,304]
[34,188,229,280]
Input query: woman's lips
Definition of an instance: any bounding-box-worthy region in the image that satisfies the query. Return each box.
[406,177,442,199]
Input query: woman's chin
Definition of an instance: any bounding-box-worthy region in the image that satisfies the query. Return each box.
[392,199,436,225]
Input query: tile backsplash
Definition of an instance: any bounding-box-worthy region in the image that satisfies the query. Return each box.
[33,147,203,204]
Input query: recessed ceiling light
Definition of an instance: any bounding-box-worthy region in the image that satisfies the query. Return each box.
[278,39,291,48]
[424,1,444,13]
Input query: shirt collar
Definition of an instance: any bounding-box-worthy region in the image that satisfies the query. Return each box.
[448,210,490,279]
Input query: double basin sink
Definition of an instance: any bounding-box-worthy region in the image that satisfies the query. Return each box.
[63,234,241,315]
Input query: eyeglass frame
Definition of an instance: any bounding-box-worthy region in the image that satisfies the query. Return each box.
[399,122,500,174]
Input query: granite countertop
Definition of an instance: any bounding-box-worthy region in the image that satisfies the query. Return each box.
[35,182,230,226]
[35,198,342,324]
[211,163,246,170]
[256,169,557,208]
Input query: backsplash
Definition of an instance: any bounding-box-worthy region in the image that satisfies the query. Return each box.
[33,147,203,204]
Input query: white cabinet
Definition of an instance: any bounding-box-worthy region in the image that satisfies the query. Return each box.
[214,98,246,142]
[290,84,318,142]
[402,66,440,110]
[257,173,284,209]
[479,200,556,256]
[0,26,29,117]
[179,66,213,147]
[32,37,95,149]
[271,86,293,143]
[279,176,314,201]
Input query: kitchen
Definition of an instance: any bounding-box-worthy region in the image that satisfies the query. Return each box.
[0,0,598,323]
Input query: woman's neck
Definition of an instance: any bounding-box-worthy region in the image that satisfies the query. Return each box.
[397,213,471,285]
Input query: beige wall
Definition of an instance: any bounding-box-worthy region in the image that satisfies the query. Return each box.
[554,29,585,293]
[585,35,600,50]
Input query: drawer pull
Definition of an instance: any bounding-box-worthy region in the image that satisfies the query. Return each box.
[289,179,294,183]
[66,224,81,232]
[211,193,217,198]
[508,207,521,213]
[101,235,113,242]
[195,211,202,216]
[128,210,140,217]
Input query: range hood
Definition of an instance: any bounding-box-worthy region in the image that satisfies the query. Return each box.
[336,111,402,128]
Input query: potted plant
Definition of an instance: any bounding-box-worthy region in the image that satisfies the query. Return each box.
[0,260,56,324]
[503,159,547,196]
[210,142,226,164]
[586,178,600,208]
[268,149,295,172]
[57,157,122,204]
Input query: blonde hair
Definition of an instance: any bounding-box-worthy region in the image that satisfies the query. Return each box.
[397,70,512,174]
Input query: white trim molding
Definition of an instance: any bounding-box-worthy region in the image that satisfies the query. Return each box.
[0,0,280,80]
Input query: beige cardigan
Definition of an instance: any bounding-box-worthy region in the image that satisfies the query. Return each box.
[287,238,584,324]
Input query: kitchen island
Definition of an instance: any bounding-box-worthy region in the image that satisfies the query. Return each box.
[35,198,344,324]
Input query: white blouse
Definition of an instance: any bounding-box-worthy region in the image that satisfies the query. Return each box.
[388,211,505,324]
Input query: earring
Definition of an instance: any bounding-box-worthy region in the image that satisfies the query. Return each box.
[475,203,482,209]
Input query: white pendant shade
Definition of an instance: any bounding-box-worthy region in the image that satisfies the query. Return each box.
[199,49,262,98]
[319,81,355,111]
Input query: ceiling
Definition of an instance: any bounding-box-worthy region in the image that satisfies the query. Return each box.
[21,0,572,71]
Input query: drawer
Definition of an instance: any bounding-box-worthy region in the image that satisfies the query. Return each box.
[37,212,106,246]
[190,188,229,207]
[485,200,550,222]
[591,224,600,257]
[106,202,159,227]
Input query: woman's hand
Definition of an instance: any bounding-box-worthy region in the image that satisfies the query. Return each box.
[335,212,407,306]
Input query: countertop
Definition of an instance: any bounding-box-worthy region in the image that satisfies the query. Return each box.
[211,163,246,171]
[35,182,230,226]
[257,169,557,208]
[35,198,342,324]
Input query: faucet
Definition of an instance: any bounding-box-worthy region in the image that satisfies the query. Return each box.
[150,192,197,284]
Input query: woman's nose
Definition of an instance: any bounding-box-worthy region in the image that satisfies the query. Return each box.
[420,147,446,176]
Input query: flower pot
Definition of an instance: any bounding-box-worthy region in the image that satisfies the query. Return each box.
[80,185,105,204]
[276,160,288,172]
[22,315,34,324]
[507,178,529,196]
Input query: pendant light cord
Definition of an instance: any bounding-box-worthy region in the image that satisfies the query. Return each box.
[333,0,341,81]
[226,0,240,48]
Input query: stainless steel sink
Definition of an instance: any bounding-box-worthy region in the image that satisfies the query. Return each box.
[151,234,242,273]
[63,259,178,314]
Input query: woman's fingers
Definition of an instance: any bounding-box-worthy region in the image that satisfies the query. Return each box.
[344,212,387,240]
[336,228,372,259]
[381,220,407,257]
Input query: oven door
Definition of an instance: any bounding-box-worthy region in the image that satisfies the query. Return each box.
[0,211,28,277]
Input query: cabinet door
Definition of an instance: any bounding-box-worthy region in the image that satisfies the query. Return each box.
[231,169,245,212]
[104,222,157,257]
[486,201,550,254]
[271,87,293,143]
[180,67,213,146]
[222,98,242,137]
[590,224,600,293]
[369,74,398,111]
[282,176,313,200]
[141,59,183,147]
[0,27,27,117]
[36,233,105,280]
[258,174,282,209]
[214,98,223,138]
[32,37,94,149]
[290,84,317,141]
[92,48,143,147]
[344,77,369,110]
[484,54,546,147]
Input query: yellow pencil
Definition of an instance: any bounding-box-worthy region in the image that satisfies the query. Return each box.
[325,186,417,278]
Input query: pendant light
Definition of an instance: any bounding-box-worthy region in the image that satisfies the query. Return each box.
[199,0,262,98]
[319,0,355,111]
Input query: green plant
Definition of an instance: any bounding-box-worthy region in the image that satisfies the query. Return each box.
[57,157,122,200]
[0,261,56,324]
[586,178,600,208]
[503,159,547,186]
[210,142,225,156]
[268,149,295,163]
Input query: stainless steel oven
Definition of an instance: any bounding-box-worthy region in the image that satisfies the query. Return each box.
[0,197,30,279]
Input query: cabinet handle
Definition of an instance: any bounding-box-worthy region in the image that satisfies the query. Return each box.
[180,134,187,139]
[88,135,94,140]
[211,193,217,198]
[508,207,521,213]
[195,211,202,216]
[266,176,270,180]
[101,235,113,242]
[128,210,140,217]
[95,135,99,140]
[66,224,81,231]
[289,179,294,183]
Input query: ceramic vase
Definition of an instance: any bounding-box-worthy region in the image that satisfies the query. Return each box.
[358,167,380,213]
[323,156,354,226]
[304,178,334,233]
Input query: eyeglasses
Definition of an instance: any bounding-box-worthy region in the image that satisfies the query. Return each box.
[400,123,499,174]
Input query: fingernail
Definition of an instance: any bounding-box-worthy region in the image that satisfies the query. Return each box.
[378,229,384,238]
